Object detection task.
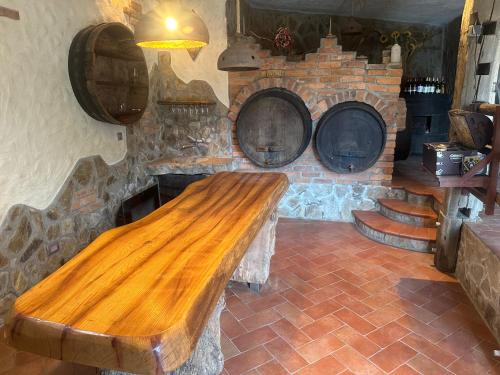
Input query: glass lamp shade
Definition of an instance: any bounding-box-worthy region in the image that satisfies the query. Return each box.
[217,34,261,71]
[135,2,209,49]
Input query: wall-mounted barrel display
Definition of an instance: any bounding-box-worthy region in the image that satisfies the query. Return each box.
[236,88,312,168]
[68,23,149,125]
[315,102,386,174]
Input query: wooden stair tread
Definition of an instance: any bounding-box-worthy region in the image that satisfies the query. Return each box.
[391,176,445,205]
[3,172,289,375]
[379,199,438,220]
[404,185,445,205]
[353,211,437,241]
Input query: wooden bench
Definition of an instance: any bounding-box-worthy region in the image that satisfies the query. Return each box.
[2,172,288,375]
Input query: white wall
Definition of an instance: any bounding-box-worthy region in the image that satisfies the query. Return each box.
[0,0,228,223]
[170,0,229,107]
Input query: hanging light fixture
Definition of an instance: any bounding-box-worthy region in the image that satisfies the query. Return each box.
[135,0,209,49]
[217,0,261,71]
[342,0,363,36]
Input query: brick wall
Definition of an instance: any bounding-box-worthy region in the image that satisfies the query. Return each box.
[228,36,406,187]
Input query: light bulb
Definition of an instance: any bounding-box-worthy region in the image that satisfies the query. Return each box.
[165,17,177,31]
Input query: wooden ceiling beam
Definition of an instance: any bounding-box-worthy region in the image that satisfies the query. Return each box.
[452,0,474,110]
[0,6,20,20]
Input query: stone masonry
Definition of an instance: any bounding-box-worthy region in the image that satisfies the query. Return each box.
[456,223,500,342]
[231,210,278,285]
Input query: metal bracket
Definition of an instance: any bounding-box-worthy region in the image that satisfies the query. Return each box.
[0,6,20,20]
[476,63,491,76]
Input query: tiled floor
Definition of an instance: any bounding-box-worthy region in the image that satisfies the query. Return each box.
[222,219,500,375]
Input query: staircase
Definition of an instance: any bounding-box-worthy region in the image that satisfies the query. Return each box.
[353,185,442,253]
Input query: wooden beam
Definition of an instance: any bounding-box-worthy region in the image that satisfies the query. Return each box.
[0,6,20,20]
[484,106,500,214]
[452,0,474,110]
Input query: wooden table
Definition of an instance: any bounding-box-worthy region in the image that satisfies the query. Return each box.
[2,172,289,375]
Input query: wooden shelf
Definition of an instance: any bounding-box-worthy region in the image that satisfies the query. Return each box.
[93,80,148,89]
[431,174,490,188]
[157,99,217,106]
[94,48,144,62]
[110,109,144,118]
[468,186,500,206]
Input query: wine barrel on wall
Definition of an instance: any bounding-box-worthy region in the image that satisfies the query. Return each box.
[236,88,312,168]
[68,23,149,125]
[315,102,386,174]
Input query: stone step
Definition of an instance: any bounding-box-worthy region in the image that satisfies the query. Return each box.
[378,199,437,228]
[352,210,436,253]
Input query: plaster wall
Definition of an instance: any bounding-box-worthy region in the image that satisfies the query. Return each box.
[169,0,229,108]
[0,0,130,224]
[0,0,228,224]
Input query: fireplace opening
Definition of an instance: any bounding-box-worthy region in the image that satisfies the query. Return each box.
[236,88,312,168]
[315,101,386,174]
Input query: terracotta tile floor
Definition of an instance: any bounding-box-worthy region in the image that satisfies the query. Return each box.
[222,219,500,375]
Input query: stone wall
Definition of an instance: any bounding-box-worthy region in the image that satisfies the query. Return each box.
[278,183,399,222]
[456,223,500,342]
[154,53,232,159]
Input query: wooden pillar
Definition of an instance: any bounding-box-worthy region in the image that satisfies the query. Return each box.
[435,0,475,273]
[452,0,475,111]
[435,188,463,272]
[484,106,500,214]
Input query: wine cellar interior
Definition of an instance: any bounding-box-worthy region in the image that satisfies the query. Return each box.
[0,1,499,375]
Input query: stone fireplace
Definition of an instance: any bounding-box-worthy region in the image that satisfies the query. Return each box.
[226,36,407,221]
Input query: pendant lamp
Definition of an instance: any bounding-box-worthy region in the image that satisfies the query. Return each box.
[217,0,261,71]
[135,0,209,49]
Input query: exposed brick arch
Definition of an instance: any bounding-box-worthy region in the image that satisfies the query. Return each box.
[230,82,403,133]
[228,77,322,123]
[318,90,405,131]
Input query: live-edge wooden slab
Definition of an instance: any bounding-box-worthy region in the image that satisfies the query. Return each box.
[2,172,289,375]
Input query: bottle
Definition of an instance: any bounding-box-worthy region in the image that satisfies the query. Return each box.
[417,77,423,94]
[391,43,402,64]
[435,78,441,94]
[430,77,436,94]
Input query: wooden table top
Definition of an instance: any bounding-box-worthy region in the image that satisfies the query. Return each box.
[3,172,288,375]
